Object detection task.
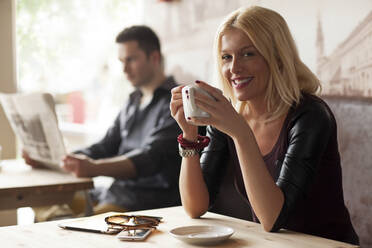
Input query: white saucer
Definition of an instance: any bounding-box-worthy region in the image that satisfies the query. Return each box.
[169,225,234,245]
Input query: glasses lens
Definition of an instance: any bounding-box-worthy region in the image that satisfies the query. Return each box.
[105,215,160,230]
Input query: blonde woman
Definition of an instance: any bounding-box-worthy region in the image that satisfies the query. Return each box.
[170,6,358,245]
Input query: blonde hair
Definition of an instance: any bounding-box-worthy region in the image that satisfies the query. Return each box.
[214,6,321,122]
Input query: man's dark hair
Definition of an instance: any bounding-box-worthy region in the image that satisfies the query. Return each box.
[116,25,161,56]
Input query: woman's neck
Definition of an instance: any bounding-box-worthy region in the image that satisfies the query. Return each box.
[245,97,269,122]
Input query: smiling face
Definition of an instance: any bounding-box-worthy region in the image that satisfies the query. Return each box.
[220,28,270,103]
[118,40,157,88]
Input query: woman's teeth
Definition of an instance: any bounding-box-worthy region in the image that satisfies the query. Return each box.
[233,77,253,86]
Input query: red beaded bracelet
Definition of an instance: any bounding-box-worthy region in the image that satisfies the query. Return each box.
[177,134,210,150]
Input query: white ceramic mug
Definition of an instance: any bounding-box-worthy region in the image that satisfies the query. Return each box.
[182,85,215,120]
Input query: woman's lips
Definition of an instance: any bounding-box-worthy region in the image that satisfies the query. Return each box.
[232,77,254,89]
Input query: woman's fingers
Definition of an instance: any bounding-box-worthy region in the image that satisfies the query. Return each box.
[171,85,184,96]
[171,82,231,131]
[170,98,183,116]
[195,80,224,101]
[194,98,217,114]
[193,88,229,118]
[171,92,182,102]
[170,85,184,116]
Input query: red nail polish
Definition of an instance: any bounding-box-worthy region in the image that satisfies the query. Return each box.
[187,95,189,99]
[187,117,191,120]
[195,80,200,84]
[185,90,188,94]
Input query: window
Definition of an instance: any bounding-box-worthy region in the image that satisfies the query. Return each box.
[16,0,142,150]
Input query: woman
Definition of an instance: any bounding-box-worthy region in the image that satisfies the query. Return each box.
[170,6,359,245]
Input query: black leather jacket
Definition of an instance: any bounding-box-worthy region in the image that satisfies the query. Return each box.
[200,94,359,244]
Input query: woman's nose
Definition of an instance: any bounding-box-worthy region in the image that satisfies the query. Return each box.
[230,57,242,74]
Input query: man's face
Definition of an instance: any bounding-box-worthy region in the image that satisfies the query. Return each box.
[118,41,156,88]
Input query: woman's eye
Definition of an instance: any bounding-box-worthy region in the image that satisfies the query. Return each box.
[221,54,232,60]
[243,52,255,57]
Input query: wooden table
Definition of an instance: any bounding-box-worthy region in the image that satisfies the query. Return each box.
[0,159,93,210]
[0,206,359,248]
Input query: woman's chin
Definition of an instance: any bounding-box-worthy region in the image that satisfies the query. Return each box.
[235,93,250,102]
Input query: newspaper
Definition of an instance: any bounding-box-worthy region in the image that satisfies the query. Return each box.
[0,92,67,172]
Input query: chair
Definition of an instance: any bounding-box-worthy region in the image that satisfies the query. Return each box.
[324,96,372,248]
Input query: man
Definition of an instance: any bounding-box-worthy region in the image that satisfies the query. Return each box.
[24,25,182,217]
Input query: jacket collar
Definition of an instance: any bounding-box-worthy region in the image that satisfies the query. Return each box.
[129,76,176,101]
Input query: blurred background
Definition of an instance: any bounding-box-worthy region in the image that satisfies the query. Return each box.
[12,0,372,152]
[16,0,143,151]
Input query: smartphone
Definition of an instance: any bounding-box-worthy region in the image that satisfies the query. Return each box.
[116,228,153,241]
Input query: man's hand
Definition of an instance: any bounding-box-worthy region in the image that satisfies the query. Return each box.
[62,154,98,178]
[22,150,46,169]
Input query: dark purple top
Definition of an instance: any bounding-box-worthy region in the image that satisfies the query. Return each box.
[201,94,359,245]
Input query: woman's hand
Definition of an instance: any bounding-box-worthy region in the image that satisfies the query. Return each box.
[170,85,198,140]
[189,80,247,138]
[171,83,214,218]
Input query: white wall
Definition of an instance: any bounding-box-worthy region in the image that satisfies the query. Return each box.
[141,0,258,86]
[140,0,372,89]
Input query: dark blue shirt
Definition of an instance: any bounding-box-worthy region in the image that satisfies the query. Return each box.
[77,76,182,210]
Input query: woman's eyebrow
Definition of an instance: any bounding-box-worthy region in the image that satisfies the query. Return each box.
[240,45,255,50]
[221,45,255,53]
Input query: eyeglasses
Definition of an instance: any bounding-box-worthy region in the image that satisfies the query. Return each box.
[104,214,162,235]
